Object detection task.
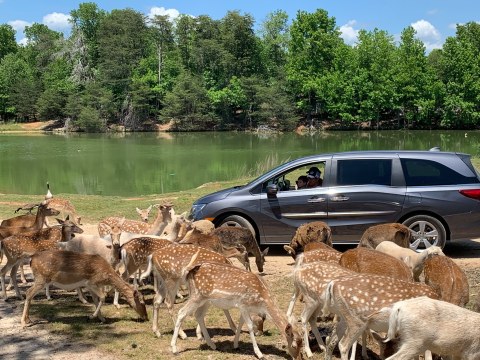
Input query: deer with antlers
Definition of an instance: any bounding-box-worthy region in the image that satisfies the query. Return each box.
[171,253,304,359]
[0,201,60,240]
[0,216,83,299]
[21,249,148,326]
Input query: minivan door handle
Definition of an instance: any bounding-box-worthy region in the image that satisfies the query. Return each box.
[331,195,350,202]
[307,196,325,203]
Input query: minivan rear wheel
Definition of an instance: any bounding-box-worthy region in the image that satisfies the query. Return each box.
[402,215,446,250]
[218,215,256,238]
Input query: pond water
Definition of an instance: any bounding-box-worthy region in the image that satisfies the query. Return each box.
[0,130,477,196]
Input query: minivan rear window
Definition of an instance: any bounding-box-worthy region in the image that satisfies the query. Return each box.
[337,159,392,186]
[401,158,480,186]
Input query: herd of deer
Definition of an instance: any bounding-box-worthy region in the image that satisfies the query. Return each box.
[0,186,479,360]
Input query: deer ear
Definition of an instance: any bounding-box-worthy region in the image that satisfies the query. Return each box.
[56,218,64,225]
[263,247,269,256]
[284,245,295,256]
[136,207,141,214]
[285,323,293,337]
[65,215,70,220]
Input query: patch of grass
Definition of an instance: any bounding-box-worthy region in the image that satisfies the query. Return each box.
[0,178,252,223]
[0,122,26,131]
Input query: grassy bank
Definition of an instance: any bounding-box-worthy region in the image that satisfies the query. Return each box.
[0,179,252,223]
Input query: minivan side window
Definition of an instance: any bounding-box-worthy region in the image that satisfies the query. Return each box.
[401,158,479,186]
[337,159,392,186]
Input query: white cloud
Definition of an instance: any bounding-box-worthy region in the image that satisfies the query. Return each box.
[42,12,71,31]
[148,7,180,22]
[340,20,359,45]
[7,19,31,34]
[18,37,28,46]
[411,19,442,53]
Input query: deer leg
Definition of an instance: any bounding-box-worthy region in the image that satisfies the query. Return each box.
[223,310,237,333]
[240,309,264,359]
[1,259,21,299]
[19,262,27,283]
[171,295,206,354]
[338,319,366,360]
[10,262,24,299]
[21,279,46,326]
[194,303,216,349]
[302,298,325,357]
[88,287,106,323]
[234,314,245,348]
[76,288,89,304]
[166,280,187,339]
[286,286,299,324]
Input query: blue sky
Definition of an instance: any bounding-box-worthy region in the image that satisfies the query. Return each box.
[0,0,479,52]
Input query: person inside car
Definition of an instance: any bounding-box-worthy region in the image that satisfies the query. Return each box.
[296,175,308,190]
[306,167,323,187]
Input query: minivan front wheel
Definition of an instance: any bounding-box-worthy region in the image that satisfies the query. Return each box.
[218,215,256,237]
[402,215,446,250]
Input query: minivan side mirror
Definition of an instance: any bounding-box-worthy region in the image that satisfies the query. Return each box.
[267,184,278,198]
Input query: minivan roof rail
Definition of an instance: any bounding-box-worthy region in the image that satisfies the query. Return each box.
[429,146,441,151]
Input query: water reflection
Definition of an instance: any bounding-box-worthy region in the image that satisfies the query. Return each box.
[0,130,478,196]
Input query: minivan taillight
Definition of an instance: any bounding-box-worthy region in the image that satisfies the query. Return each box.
[459,189,480,200]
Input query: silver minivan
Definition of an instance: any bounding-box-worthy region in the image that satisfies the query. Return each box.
[190,150,480,250]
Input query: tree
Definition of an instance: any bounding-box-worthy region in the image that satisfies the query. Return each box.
[354,28,397,128]
[160,71,218,130]
[0,24,17,61]
[68,2,106,83]
[393,26,434,128]
[286,9,344,125]
[440,22,480,128]
[97,9,148,101]
[258,10,289,78]
[150,14,174,86]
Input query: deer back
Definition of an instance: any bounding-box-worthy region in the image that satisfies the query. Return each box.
[0,213,37,228]
[358,223,412,249]
[424,255,469,306]
[152,243,232,280]
[339,247,413,282]
[302,242,342,263]
[323,273,439,322]
[284,221,332,257]
[121,237,172,266]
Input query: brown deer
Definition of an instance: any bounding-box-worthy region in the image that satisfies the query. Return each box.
[284,221,332,257]
[357,223,412,249]
[0,216,83,299]
[213,226,269,273]
[423,255,469,306]
[97,203,172,239]
[322,273,439,360]
[0,204,39,227]
[21,250,148,326]
[0,201,60,240]
[339,247,414,282]
[171,257,303,359]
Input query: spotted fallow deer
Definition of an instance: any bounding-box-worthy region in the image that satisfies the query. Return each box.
[321,273,439,360]
[0,216,83,299]
[43,197,82,225]
[21,250,148,327]
[287,258,356,357]
[149,243,241,340]
[171,257,304,359]
[136,205,152,222]
[213,226,269,273]
[97,204,172,240]
[113,236,173,307]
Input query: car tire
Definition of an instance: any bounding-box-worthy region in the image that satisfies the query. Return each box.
[402,215,446,250]
[218,215,256,237]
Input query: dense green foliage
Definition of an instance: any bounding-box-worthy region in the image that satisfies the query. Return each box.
[1,3,480,131]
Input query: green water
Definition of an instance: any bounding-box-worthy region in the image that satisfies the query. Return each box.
[0,130,477,196]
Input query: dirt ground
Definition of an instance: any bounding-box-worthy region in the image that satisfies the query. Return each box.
[1,224,479,360]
